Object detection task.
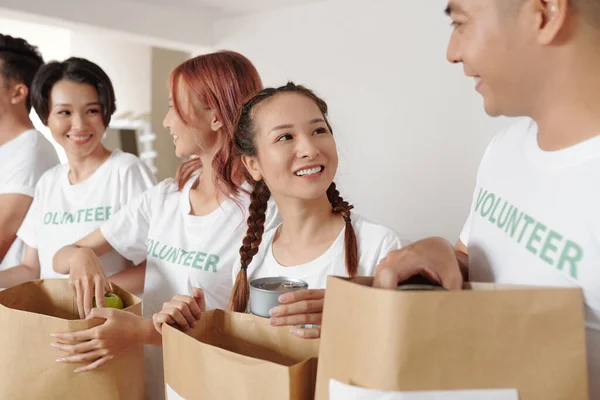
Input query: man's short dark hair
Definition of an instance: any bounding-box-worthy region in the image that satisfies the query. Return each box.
[31,57,117,127]
[0,34,44,112]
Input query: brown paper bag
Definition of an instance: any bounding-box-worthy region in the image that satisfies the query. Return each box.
[316,276,588,400]
[163,308,319,400]
[0,279,145,400]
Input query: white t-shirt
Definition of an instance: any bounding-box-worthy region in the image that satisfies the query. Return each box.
[17,149,156,278]
[460,118,600,399]
[0,129,59,271]
[100,175,279,400]
[235,214,403,289]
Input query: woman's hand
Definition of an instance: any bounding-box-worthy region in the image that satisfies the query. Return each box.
[268,289,325,339]
[152,288,205,333]
[51,308,147,372]
[68,247,112,319]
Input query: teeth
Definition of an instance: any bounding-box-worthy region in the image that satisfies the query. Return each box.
[295,166,323,176]
[173,135,178,140]
[69,135,92,142]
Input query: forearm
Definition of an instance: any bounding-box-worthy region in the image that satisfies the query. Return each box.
[455,250,469,282]
[139,316,162,347]
[108,262,146,296]
[0,264,39,289]
[53,245,86,274]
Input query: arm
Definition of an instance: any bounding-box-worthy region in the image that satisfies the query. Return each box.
[53,228,113,275]
[0,194,32,262]
[108,261,146,295]
[455,239,469,281]
[0,245,40,288]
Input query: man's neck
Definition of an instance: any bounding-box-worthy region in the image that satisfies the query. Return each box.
[531,46,600,151]
[0,113,34,147]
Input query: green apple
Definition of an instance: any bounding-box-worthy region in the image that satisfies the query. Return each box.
[92,292,125,309]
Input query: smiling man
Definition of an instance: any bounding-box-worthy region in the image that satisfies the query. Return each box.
[0,34,59,275]
[374,0,600,396]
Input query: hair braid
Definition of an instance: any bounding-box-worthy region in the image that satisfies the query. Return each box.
[229,180,271,312]
[327,182,358,276]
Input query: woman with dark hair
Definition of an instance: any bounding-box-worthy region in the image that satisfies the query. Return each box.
[50,51,277,400]
[0,57,155,289]
[154,82,403,340]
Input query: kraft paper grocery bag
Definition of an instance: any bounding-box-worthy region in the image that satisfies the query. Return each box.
[0,279,144,399]
[163,308,319,400]
[316,276,588,400]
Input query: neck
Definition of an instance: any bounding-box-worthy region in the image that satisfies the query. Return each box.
[67,145,111,184]
[274,194,339,244]
[190,148,221,201]
[531,44,600,150]
[0,110,34,146]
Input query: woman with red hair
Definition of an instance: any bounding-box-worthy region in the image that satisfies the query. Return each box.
[49,51,276,400]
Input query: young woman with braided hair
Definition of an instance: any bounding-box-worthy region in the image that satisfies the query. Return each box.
[227,82,403,339]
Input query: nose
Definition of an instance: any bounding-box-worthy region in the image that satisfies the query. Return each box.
[71,112,87,131]
[446,32,462,64]
[162,109,171,129]
[296,135,320,159]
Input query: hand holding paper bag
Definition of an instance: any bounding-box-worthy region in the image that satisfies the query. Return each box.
[269,288,325,339]
[374,237,464,290]
[52,307,148,372]
[152,287,206,333]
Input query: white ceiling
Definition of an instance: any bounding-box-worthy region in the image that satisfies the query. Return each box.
[124,0,327,18]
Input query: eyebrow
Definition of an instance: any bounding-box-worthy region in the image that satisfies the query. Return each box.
[268,118,326,135]
[444,3,465,16]
[53,101,101,108]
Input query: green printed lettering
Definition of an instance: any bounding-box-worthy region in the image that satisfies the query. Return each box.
[488,197,502,224]
[43,213,52,225]
[526,222,547,255]
[158,244,170,260]
[146,239,154,256]
[52,213,60,225]
[481,193,495,217]
[151,241,160,258]
[205,254,219,273]
[475,188,487,212]
[77,209,85,223]
[540,230,563,266]
[85,208,94,222]
[517,215,535,244]
[60,212,68,224]
[557,241,583,279]
[95,207,105,221]
[497,204,512,229]
[184,252,196,267]
[168,248,180,263]
[178,250,189,264]
[106,207,112,220]
[506,208,523,237]
[191,252,207,270]
[65,213,75,223]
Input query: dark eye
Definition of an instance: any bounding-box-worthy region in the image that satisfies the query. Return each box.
[87,108,100,114]
[277,134,293,142]
[57,110,71,116]
[313,127,329,135]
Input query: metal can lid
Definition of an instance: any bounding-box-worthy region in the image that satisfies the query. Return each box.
[250,277,309,292]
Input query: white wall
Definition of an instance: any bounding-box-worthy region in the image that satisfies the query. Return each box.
[70,30,152,118]
[214,0,511,241]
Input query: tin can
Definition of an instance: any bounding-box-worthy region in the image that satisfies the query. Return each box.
[249,277,309,318]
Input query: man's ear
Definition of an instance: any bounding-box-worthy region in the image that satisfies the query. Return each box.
[241,154,263,182]
[533,0,569,45]
[10,83,29,107]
